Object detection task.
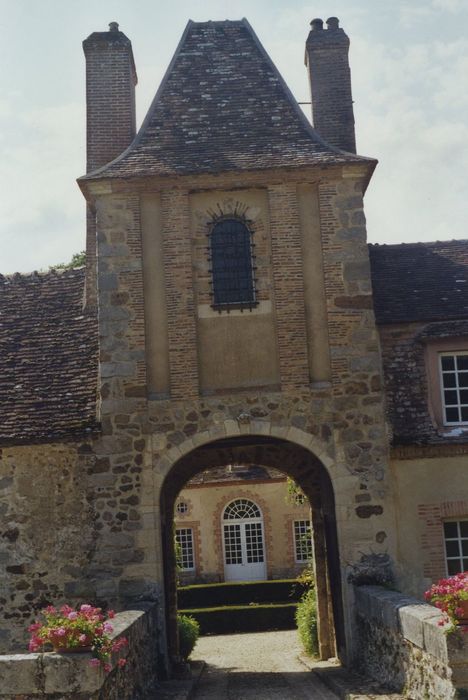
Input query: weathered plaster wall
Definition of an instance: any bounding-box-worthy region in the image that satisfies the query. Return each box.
[391,455,468,596]
[175,477,311,581]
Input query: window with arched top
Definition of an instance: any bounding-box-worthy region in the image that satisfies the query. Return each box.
[209,218,256,309]
[223,498,262,520]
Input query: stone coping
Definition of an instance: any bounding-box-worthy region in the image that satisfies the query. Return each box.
[0,607,147,696]
[354,585,465,665]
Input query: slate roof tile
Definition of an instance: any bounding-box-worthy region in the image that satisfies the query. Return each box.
[0,268,98,444]
[369,240,468,325]
[80,19,373,181]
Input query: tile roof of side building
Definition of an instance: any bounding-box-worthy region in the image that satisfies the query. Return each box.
[369,240,468,325]
[0,268,98,444]
[79,19,374,182]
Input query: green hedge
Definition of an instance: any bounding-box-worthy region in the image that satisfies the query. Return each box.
[177,579,308,609]
[178,602,297,635]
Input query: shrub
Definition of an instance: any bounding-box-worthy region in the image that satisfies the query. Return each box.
[178,579,307,608]
[295,587,318,656]
[178,614,200,660]
[179,602,297,635]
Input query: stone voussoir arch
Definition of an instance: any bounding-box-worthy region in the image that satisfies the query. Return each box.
[155,420,340,481]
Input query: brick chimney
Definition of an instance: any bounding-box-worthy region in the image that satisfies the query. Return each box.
[305,17,356,154]
[82,22,138,307]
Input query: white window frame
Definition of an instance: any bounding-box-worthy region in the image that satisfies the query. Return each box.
[293,520,312,564]
[439,352,468,425]
[443,520,468,576]
[175,527,195,571]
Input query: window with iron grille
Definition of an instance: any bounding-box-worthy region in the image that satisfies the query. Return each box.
[439,353,468,424]
[444,520,468,575]
[175,528,195,571]
[209,218,256,309]
[294,520,313,563]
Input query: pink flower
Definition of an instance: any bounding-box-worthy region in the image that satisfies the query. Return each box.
[44,606,56,614]
[55,627,67,637]
[117,658,127,668]
[60,605,74,616]
[67,611,78,621]
[107,610,115,619]
[28,622,41,633]
[103,622,113,633]
[89,658,101,668]
[80,604,93,613]
[28,637,42,652]
[104,663,112,673]
[79,634,87,643]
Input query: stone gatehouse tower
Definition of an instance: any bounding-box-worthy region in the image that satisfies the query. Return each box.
[77,17,394,665]
[0,17,400,670]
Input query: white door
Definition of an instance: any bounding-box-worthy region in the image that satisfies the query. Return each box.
[222,499,267,581]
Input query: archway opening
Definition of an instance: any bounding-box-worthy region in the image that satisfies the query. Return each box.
[160,435,344,667]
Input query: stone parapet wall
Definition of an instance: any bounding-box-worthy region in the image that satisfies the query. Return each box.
[355,585,468,699]
[0,604,160,700]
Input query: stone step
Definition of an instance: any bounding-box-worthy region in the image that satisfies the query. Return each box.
[299,657,403,700]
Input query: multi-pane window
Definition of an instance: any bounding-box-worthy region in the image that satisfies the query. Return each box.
[439,353,468,424]
[444,521,468,575]
[175,528,195,571]
[209,218,256,309]
[294,520,313,563]
[176,501,188,515]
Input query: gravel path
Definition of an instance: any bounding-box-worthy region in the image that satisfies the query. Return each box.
[190,630,338,699]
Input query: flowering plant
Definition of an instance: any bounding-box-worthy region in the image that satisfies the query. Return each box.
[425,572,468,633]
[28,604,128,673]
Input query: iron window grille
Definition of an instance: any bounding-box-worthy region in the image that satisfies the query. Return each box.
[207,217,257,311]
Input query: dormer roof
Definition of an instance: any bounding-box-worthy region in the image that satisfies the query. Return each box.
[80,19,374,181]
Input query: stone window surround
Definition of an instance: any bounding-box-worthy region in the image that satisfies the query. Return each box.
[425,337,468,428]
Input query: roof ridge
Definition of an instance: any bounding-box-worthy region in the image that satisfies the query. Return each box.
[0,267,85,281]
[369,238,468,250]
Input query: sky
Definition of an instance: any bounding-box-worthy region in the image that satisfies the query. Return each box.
[1,0,467,273]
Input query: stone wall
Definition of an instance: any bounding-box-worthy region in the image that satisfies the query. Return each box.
[0,604,160,700]
[355,585,468,699]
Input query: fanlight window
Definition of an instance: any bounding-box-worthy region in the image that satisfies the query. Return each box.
[223,499,261,520]
[209,218,256,309]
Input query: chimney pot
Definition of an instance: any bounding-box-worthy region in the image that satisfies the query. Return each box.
[109,21,119,33]
[326,17,340,30]
[310,18,324,31]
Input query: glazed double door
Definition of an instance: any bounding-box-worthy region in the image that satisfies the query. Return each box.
[223,519,266,581]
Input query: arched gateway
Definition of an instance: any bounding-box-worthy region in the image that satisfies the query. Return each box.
[160,431,346,663]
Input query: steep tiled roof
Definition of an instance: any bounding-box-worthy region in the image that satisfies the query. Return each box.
[187,465,284,486]
[80,19,373,181]
[0,268,98,444]
[369,240,468,325]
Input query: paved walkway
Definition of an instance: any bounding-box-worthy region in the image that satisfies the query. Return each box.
[190,630,338,699]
